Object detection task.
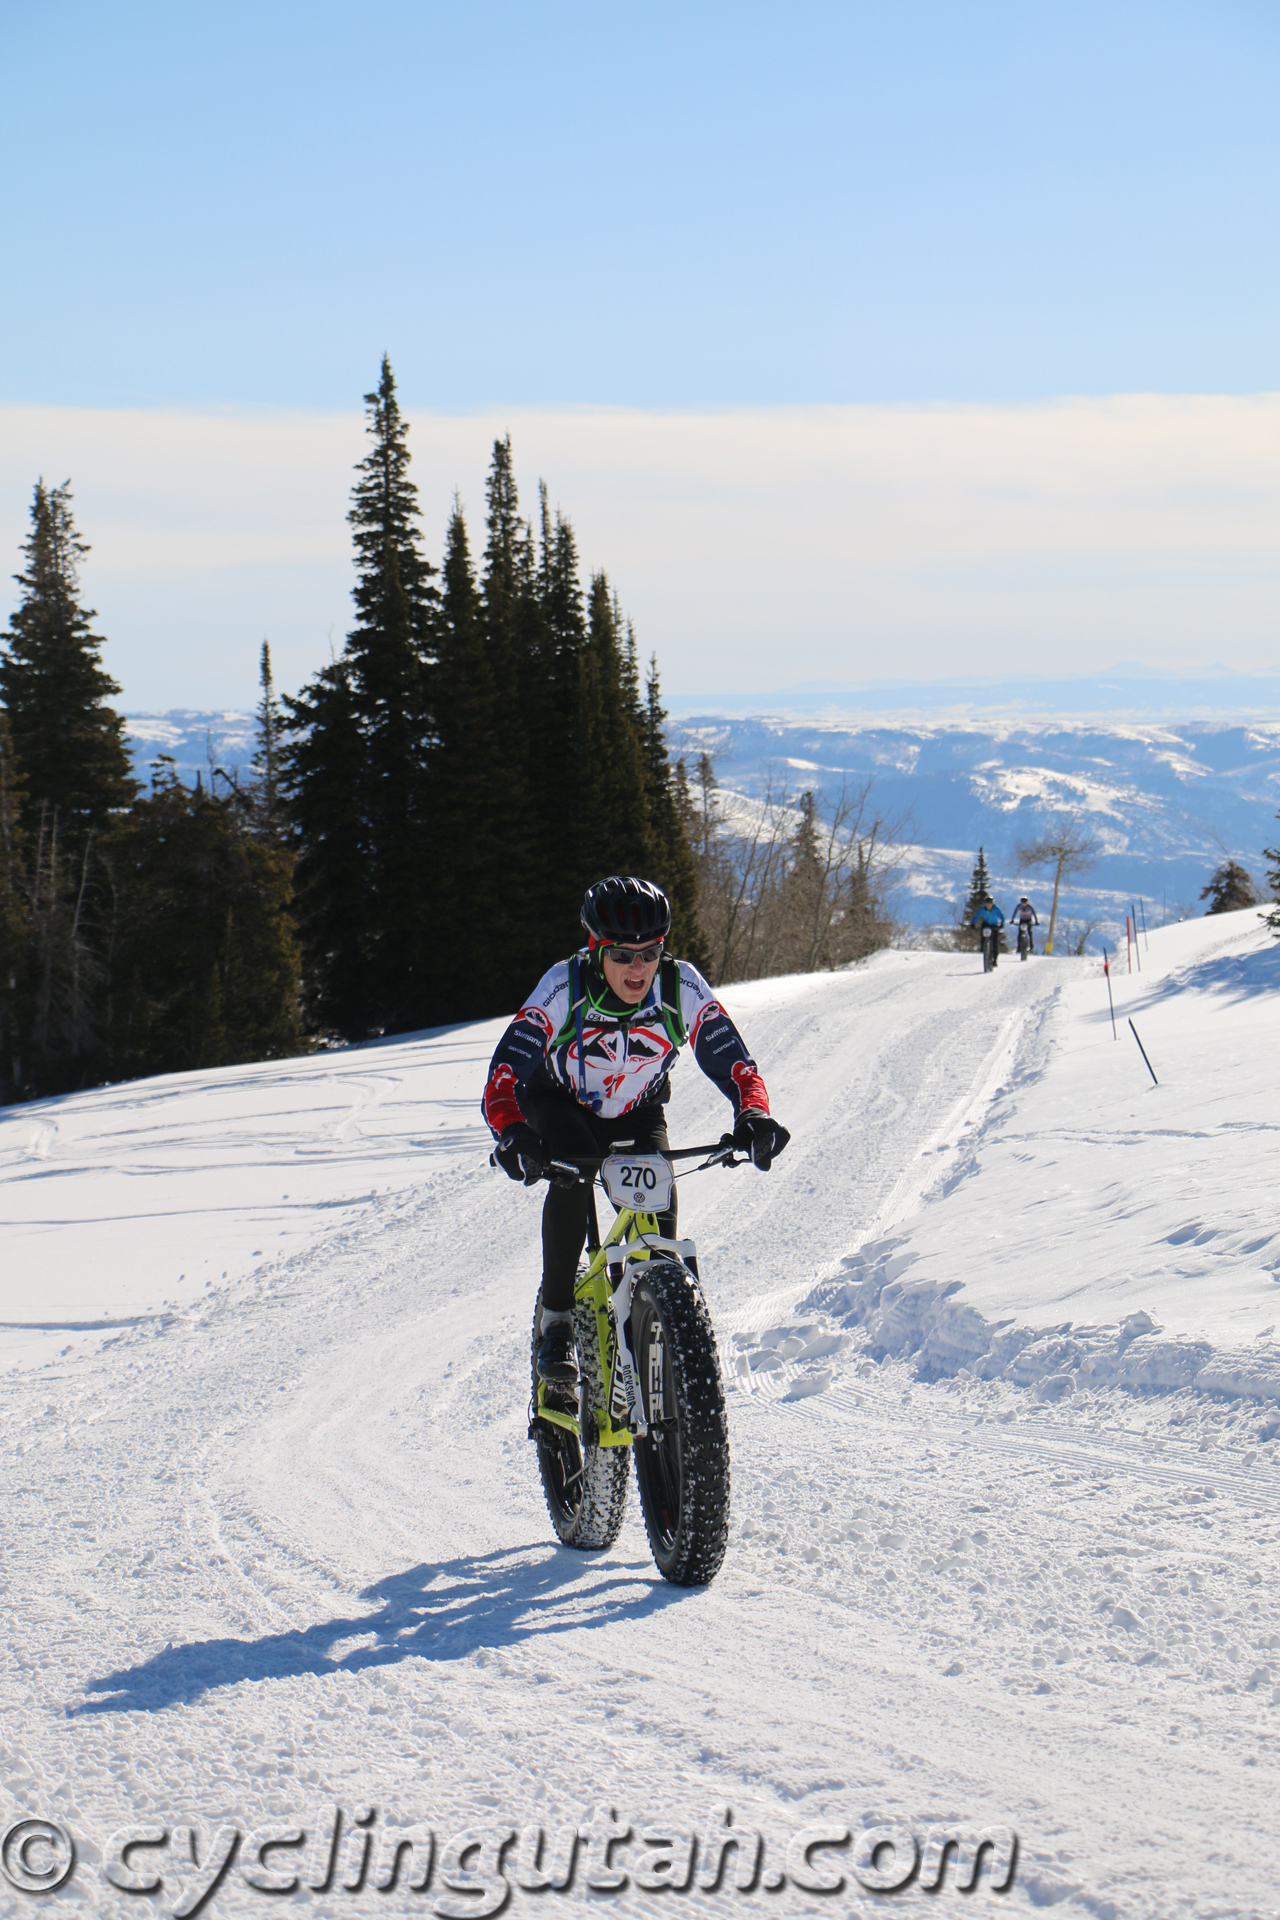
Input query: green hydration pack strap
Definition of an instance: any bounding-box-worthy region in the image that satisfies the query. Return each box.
[569,953,587,1100]
[658,953,687,1048]
[557,951,687,1088]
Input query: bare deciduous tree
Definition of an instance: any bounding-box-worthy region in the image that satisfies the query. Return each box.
[678,759,904,984]
[1014,823,1100,955]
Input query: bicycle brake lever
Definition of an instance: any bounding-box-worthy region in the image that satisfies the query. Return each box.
[546,1158,583,1187]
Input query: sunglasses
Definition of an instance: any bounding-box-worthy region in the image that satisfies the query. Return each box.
[599,941,664,966]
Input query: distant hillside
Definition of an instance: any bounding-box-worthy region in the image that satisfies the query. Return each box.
[125,708,1280,949]
[673,713,1280,945]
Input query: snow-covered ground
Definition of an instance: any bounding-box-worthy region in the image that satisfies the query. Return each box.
[2,909,1279,1917]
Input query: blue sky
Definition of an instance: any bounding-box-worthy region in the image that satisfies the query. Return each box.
[2,1,1277,410]
[1,3,1277,707]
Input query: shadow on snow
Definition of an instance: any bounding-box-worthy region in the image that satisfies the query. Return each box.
[71,1543,684,1715]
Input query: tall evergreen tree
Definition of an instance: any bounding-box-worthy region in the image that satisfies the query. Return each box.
[344,355,437,1030]
[639,656,708,969]
[1200,860,1259,914]
[0,480,136,849]
[284,359,436,1038]
[536,509,596,949]
[481,436,525,669]
[251,640,286,844]
[432,503,507,1016]
[1265,818,1280,937]
[478,440,541,976]
[282,659,370,1037]
[964,846,992,915]
[960,846,992,948]
[583,574,649,880]
[0,715,29,1099]
[104,763,301,1076]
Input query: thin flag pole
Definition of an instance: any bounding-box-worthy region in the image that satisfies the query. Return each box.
[1139,898,1149,950]
[1129,1018,1158,1086]
[1103,947,1117,1038]
[1130,903,1142,971]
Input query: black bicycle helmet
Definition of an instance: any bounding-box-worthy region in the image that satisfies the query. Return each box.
[581,876,672,944]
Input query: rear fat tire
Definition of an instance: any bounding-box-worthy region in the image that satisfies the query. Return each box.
[530,1290,629,1550]
[630,1259,731,1587]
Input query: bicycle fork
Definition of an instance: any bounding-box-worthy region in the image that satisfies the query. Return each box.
[532,1207,699,1448]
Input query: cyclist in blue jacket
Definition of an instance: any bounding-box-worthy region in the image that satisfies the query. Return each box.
[970,893,1005,970]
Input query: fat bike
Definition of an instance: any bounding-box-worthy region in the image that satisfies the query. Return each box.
[981,926,1000,972]
[527,1142,739,1587]
[1016,923,1033,960]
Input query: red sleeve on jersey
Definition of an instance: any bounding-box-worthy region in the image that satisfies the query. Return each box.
[482,1061,526,1137]
[731,1061,770,1115]
[686,985,770,1116]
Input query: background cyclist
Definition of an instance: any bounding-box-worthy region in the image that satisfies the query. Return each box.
[1013,894,1039,953]
[970,891,1006,968]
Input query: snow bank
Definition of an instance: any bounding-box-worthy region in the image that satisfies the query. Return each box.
[790,907,1280,1405]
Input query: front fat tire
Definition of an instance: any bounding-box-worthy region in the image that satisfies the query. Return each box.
[630,1260,731,1587]
[530,1290,629,1551]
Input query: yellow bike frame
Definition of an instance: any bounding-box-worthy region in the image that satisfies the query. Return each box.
[534,1199,699,1449]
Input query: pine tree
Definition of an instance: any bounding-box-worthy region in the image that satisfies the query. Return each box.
[1265,822,1280,937]
[282,661,369,1037]
[251,640,286,844]
[284,359,436,1038]
[344,355,437,1031]
[535,506,595,952]
[0,480,136,850]
[779,790,824,972]
[964,846,992,916]
[23,799,103,1091]
[0,715,29,1099]
[960,846,992,949]
[481,436,525,674]
[104,763,301,1076]
[571,571,648,902]
[432,503,506,1016]
[639,656,708,970]
[1200,860,1259,914]
[476,438,544,985]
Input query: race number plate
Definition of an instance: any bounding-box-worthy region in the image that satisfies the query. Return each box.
[600,1152,673,1214]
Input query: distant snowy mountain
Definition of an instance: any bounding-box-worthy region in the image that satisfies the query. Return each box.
[670,712,1280,946]
[126,706,1280,950]
[126,709,256,787]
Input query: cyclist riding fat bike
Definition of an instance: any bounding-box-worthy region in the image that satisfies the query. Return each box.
[482,875,790,1386]
[1013,895,1039,952]
[970,893,1005,968]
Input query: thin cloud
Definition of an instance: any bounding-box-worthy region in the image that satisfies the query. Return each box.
[1,396,1277,706]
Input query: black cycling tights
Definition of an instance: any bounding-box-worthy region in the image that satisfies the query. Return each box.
[521,1090,677,1313]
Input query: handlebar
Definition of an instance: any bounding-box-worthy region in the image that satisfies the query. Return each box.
[488,1139,747,1184]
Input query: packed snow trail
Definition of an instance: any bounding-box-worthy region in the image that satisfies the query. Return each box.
[2,918,1278,1918]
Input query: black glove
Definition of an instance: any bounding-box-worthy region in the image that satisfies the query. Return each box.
[493,1122,547,1185]
[732,1110,791,1171]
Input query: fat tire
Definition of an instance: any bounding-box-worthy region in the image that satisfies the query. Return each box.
[530,1290,629,1550]
[630,1259,731,1587]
